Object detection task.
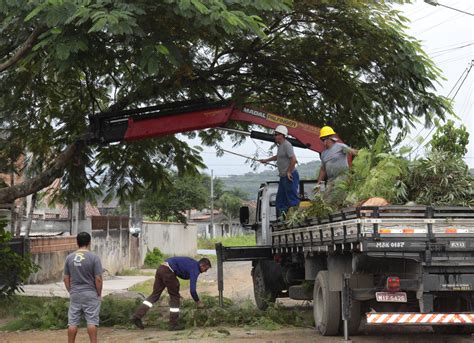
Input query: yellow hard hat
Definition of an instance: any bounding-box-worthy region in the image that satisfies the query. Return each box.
[320,126,336,139]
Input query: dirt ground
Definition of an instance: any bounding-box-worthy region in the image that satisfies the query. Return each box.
[2,262,474,342]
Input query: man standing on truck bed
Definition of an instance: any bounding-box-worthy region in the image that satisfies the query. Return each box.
[258,125,300,218]
[317,126,358,204]
[131,256,211,331]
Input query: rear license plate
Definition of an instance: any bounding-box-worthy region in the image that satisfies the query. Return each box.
[376,292,407,303]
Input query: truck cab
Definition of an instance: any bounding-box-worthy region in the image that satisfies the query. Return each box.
[249,180,318,246]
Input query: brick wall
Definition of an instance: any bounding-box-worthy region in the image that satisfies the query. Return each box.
[29,236,77,254]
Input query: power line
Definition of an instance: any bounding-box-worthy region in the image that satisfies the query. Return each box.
[410,61,473,156]
[436,53,473,65]
[406,63,469,147]
[427,40,474,54]
[430,42,474,57]
[414,12,462,35]
[451,63,472,99]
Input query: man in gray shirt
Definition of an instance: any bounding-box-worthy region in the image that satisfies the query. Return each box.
[317,126,358,204]
[64,232,103,343]
[259,125,300,217]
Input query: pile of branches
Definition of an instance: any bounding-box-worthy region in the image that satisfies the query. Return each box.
[285,127,473,227]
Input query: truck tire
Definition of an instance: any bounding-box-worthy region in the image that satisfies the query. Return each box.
[313,271,341,336]
[252,260,282,310]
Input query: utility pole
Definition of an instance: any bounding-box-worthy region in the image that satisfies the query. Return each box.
[210,169,214,238]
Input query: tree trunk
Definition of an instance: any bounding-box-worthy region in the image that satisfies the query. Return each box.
[25,192,37,238]
[14,197,26,237]
[0,141,82,204]
[9,171,15,234]
[228,216,233,236]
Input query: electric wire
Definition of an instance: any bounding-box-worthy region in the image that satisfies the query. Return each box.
[410,61,473,157]
[406,63,469,148]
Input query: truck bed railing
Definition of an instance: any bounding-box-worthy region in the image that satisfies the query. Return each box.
[271,206,474,254]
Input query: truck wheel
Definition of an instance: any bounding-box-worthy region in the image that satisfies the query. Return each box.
[313,271,341,336]
[252,261,281,310]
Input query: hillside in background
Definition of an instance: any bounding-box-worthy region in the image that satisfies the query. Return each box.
[220,160,321,200]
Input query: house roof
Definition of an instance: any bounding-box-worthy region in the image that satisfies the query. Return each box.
[38,203,101,219]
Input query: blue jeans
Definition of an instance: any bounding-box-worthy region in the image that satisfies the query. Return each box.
[276,170,300,216]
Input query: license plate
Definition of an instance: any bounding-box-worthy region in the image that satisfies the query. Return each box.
[376,292,407,303]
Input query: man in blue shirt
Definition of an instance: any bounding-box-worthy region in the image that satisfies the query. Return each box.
[131,256,211,331]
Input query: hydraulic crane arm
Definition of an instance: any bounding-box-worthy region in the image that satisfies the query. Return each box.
[89,99,325,153]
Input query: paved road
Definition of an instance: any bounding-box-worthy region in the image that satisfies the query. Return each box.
[20,275,154,298]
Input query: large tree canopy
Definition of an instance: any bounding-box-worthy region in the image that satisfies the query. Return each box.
[0,0,450,205]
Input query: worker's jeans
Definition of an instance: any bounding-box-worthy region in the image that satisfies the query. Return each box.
[276,170,300,216]
[133,265,181,325]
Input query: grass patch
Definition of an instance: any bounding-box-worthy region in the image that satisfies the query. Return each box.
[198,235,256,250]
[0,295,312,332]
[116,269,155,276]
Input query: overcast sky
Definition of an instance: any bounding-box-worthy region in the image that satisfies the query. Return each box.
[187,0,474,177]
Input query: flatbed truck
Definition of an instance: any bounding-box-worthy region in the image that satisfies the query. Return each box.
[216,180,474,337]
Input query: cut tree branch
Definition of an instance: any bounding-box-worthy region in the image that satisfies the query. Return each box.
[0,26,46,73]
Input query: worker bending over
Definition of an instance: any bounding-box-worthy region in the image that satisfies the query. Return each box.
[131,256,211,331]
[259,125,300,218]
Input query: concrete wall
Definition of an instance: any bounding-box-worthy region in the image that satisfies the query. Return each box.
[29,250,70,284]
[140,221,197,264]
[92,229,130,276]
[27,229,130,284]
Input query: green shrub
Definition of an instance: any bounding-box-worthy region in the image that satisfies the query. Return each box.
[0,216,39,298]
[143,248,166,268]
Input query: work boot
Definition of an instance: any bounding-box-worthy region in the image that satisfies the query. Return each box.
[168,322,185,331]
[131,316,145,330]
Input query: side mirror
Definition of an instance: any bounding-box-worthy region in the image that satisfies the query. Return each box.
[239,206,250,225]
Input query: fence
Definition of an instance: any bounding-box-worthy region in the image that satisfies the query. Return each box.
[5,237,26,256]
[91,215,129,230]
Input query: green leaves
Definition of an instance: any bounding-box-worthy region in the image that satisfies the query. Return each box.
[24,2,48,22]
[0,216,39,297]
[430,119,470,158]
[407,150,473,206]
[0,0,454,208]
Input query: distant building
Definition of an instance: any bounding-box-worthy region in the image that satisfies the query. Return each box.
[188,209,243,238]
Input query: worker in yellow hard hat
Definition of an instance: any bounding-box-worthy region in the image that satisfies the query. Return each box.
[317,126,358,204]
